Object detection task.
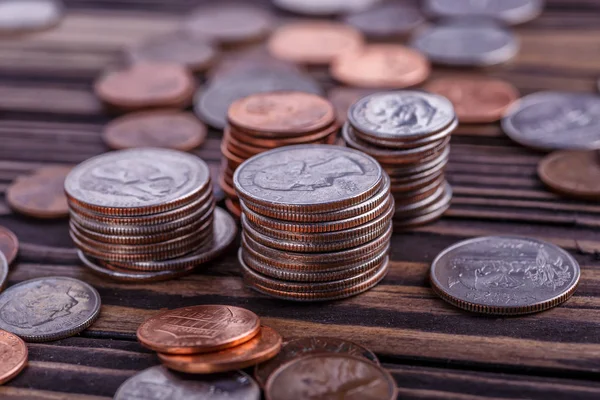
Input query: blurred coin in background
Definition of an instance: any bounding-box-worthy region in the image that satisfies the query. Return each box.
[0,0,63,34]
[424,0,545,25]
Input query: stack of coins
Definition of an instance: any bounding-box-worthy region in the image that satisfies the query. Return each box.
[221,91,338,217]
[234,145,393,302]
[343,91,456,228]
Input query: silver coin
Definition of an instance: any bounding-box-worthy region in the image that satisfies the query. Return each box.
[344,2,424,38]
[410,20,519,66]
[0,252,7,292]
[65,148,210,214]
[424,0,544,25]
[0,276,101,342]
[430,236,581,315]
[273,0,381,16]
[114,366,260,400]
[501,91,600,151]
[0,0,63,33]
[349,91,455,140]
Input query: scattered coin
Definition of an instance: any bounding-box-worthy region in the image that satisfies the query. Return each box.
[430,236,581,315]
[272,0,381,15]
[114,366,260,400]
[424,0,545,25]
[0,226,19,265]
[343,2,424,39]
[265,353,397,400]
[538,150,600,199]
[0,0,63,34]
[0,276,101,342]
[0,329,28,385]
[0,252,7,293]
[102,110,207,151]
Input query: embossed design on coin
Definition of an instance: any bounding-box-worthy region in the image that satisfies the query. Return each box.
[0,226,19,265]
[424,0,544,25]
[538,150,600,199]
[0,277,101,341]
[114,366,260,400]
[0,329,28,385]
[430,236,581,315]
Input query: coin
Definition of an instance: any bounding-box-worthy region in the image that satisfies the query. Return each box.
[267,22,364,65]
[114,366,260,400]
[6,165,70,219]
[0,329,27,385]
[0,226,18,265]
[102,111,207,151]
[0,0,63,34]
[272,0,381,15]
[158,326,282,374]
[425,77,519,123]
[265,353,396,400]
[0,252,7,293]
[430,236,581,315]
[0,277,101,342]
[502,91,600,151]
[255,336,379,388]
[95,63,195,111]
[424,0,545,25]
[538,150,600,199]
[344,2,424,39]
[327,87,378,125]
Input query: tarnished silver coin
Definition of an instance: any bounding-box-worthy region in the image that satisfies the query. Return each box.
[0,276,101,342]
[114,366,260,400]
[501,91,600,151]
[430,236,580,315]
[344,2,424,39]
[0,252,7,293]
[410,20,519,67]
[0,0,63,34]
[424,0,544,25]
[273,0,381,15]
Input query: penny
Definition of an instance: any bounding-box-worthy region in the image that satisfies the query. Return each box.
[328,87,378,125]
[0,277,101,342]
[272,0,381,15]
[538,150,600,199]
[344,2,424,39]
[0,226,18,265]
[267,22,364,65]
[425,77,519,123]
[103,111,207,151]
[158,326,282,374]
[424,0,545,25]
[0,0,63,34]
[430,236,581,315]
[502,91,600,151]
[0,329,27,385]
[265,353,396,399]
[6,165,70,219]
[114,366,260,400]
[227,122,337,148]
[255,337,379,388]
[94,63,195,111]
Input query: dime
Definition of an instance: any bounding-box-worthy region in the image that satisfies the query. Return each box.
[0,0,63,34]
[265,353,396,399]
[0,252,7,293]
[430,236,581,315]
[344,2,424,39]
[0,225,19,265]
[502,91,600,151]
[331,44,430,89]
[0,329,27,385]
[424,0,545,25]
[0,277,101,342]
[538,150,600,199]
[255,336,379,388]
[272,0,381,15]
[158,326,282,374]
[102,111,207,151]
[425,77,519,123]
[114,366,260,400]
[328,87,378,125]
[137,305,260,354]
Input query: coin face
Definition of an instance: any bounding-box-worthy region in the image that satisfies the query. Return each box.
[424,0,544,25]
[430,236,581,315]
[344,3,424,38]
[114,366,260,400]
[272,0,381,15]
[0,277,101,342]
[102,111,207,151]
[538,150,600,199]
[0,329,27,385]
[502,92,600,151]
[265,353,396,400]
[0,0,63,33]
[0,226,19,265]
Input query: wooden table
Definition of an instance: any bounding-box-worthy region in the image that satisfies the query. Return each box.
[1,1,600,399]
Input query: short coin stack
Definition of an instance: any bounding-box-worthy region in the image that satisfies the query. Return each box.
[234,145,393,301]
[344,91,456,228]
[221,91,338,217]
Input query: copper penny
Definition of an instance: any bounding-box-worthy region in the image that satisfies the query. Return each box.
[538,150,600,199]
[158,326,282,374]
[425,77,519,123]
[95,62,195,111]
[0,226,18,265]
[331,44,430,88]
[265,353,396,400]
[0,329,28,385]
[137,305,260,355]
[328,87,378,125]
[7,166,70,219]
[102,110,207,151]
[268,22,364,65]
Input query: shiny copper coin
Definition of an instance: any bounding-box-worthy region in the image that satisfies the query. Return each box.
[331,44,430,88]
[227,122,338,148]
[7,166,70,219]
[425,77,519,123]
[0,329,28,385]
[138,305,260,355]
[0,226,18,265]
[265,353,396,400]
[538,150,600,199]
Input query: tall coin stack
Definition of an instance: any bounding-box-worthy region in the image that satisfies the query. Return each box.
[220,91,338,218]
[234,145,393,302]
[343,91,456,228]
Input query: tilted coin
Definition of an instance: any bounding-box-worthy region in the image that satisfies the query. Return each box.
[0,252,7,293]
[158,326,282,374]
[265,353,396,400]
[424,0,545,25]
[255,336,379,388]
[0,0,63,34]
[502,91,600,151]
[0,225,19,265]
[344,2,424,39]
[538,150,600,199]
[430,236,581,315]
[0,329,28,385]
[114,366,260,400]
[0,277,101,342]
[272,0,381,15]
